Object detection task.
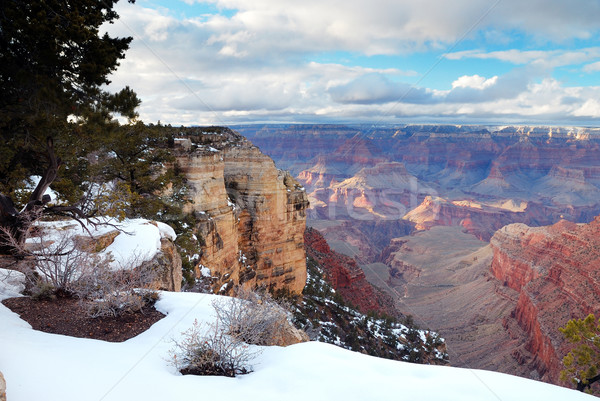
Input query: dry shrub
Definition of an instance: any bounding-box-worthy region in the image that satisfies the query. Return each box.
[169,319,259,377]
[168,289,295,377]
[75,254,159,318]
[6,226,103,297]
[212,287,291,346]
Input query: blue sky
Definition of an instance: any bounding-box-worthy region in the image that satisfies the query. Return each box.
[104,0,600,126]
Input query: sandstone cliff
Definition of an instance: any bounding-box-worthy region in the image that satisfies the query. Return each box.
[174,129,308,295]
[490,218,600,383]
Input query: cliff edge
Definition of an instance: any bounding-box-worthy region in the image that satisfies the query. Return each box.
[174,128,308,294]
[490,217,600,383]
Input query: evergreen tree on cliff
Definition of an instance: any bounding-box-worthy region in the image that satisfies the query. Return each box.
[0,0,140,253]
[560,314,600,393]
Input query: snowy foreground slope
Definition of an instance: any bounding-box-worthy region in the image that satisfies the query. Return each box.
[0,275,594,401]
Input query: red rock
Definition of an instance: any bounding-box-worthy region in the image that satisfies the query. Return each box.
[490,218,600,383]
[304,228,392,314]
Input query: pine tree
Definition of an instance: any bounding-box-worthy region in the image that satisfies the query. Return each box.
[0,0,139,252]
[559,314,600,393]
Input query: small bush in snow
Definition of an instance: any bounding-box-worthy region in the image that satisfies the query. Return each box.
[212,288,291,346]
[5,226,103,297]
[75,256,158,318]
[169,319,259,377]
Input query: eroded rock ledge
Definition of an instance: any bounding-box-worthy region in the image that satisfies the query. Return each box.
[174,128,308,294]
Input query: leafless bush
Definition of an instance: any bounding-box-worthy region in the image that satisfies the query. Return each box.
[212,287,292,346]
[75,254,159,318]
[1,221,159,316]
[169,319,259,377]
[1,223,101,297]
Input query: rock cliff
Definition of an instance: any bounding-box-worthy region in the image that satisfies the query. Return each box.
[304,227,393,314]
[174,128,308,295]
[490,217,600,383]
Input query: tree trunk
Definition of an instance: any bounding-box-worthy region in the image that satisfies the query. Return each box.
[577,373,600,392]
[0,137,61,255]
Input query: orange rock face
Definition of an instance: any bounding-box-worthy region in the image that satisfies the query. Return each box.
[174,129,308,294]
[490,217,600,383]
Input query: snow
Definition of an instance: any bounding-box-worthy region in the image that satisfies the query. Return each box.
[199,264,211,278]
[0,269,25,299]
[0,274,595,401]
[155,221,176,241]
[22,175,61,204]
[26,218,174,270]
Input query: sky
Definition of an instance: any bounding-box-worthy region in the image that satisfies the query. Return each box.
[103,0,600,126]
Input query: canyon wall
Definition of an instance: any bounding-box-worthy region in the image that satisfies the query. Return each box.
[304,227,394,314]
[490,218,600,382]
[174,129,308,294]
[237,124,600,239]
[235,123,600,385]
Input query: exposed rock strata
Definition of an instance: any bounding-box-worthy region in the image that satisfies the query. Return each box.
[490,218,600,383]
[174,129,308,294]
[304,227,393,314]
[148,238,183,292]
[240,124,600,233]
[377,226,536,378]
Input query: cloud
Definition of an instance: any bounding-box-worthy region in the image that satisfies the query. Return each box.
[583,61,600,73]
[446,48,600,69]
[129,0,600,60]
[451,75,498,89]
[100,1,600,125]
[573,99,600,117]
[328,73,434,105]
[444,69,533,103]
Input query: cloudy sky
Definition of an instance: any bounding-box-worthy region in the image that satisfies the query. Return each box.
[104,0,600,126]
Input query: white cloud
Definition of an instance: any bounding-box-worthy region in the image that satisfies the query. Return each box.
[100,1,600,125]
[446,48,600,69]
[452,75,498,89]
[328,73,434,105]
[142,0,600,57]
[573,99,600,117]
[583,61,600,73]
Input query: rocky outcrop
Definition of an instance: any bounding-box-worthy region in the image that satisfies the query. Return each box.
[174,128,308,295]
[490,217,600,383]
[0,371,5,401]
[403,196,530,241]
[148,238,183,292]
[304,227,391,314]
[271,319,310,346]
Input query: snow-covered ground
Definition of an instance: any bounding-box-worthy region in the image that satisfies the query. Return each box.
[27,218,176,270]
[0,271,594,401]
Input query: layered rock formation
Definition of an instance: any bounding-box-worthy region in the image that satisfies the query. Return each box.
[174,128,308,294]
[304,227,393,314]
[403,196,531,241]
[490,218,600,383]
[238,124,600,234]
[376,226,536,378]
[235,124,600,384]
